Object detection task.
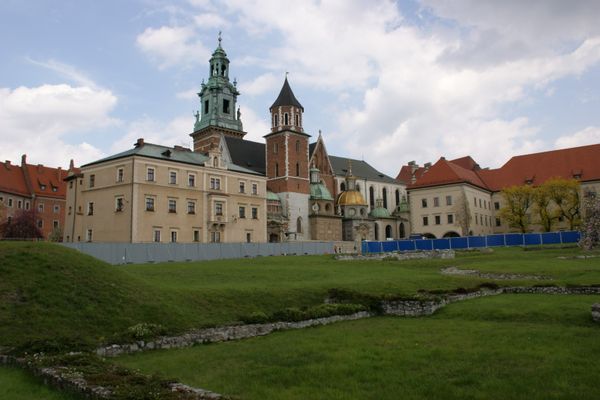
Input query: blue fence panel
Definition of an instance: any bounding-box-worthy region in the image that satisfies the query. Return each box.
[366,242,380,253]
[415,239,433,251]
[523,233,542,245]
[541,232,560,245]
[487,235,505,247]
[433,239,450,250]
[450,237,468,249]
[382,241,397,252]
[561,231,580,244]
[468,236,486,248]
[398,240,416,252]
[505,234,523,246]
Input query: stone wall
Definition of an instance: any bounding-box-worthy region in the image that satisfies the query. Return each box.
[336,249,455,261]
[592,304,600,322]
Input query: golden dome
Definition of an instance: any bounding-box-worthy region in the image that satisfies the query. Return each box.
[336,190,367,206]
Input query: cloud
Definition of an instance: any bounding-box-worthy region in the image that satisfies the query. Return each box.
[193,13,229,29]
[237,106,270,143]
[554,126,600,149]
[239,73,279,96]
[111,115,194,154]
[26,58,100,89]
[136,26,210,69]
[0,84,116,167]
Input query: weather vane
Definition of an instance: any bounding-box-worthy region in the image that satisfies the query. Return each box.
[218,31,222,46]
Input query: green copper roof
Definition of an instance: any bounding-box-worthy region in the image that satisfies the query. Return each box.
[267,191,280,201]
[369,206,391,219]
[310,182,334,201]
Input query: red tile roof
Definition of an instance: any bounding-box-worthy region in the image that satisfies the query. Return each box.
[407,144,600,192]
[0,157,68,199]
[396,165,426,184]
[0,162,29,196]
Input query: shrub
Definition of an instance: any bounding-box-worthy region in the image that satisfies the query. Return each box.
[125,323,166,341]
[240,311,270,324]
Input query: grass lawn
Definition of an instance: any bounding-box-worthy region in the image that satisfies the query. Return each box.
[0,367,79,400]
[117,294,600,400]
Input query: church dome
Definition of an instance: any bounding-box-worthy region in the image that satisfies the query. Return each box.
[336,190,367,206]
[369,205,391,218]
[310,182,333,201]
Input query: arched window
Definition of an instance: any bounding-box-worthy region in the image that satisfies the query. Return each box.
[395,189,400,206]
[274,114,279,126]
[295,114,299,126]
[356,183,360,192]
[340,182,346,192]
[399,223,405,238]
[369,186,375,208]
[275,162,279,177]
[374,223,379,240]
[296,217,303,233]
[296,162,300,177]
[383,188,388,208]
[213,157,218,167]
[284,113,289,125]
[385,225,392,239]
[295,140,300,153]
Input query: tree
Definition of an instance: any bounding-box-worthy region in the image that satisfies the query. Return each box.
[580,192,600,250]
[453,189,472,236]
[532,184,555,232]
[545,178,581,230]
[499,185,534,233]
[0,209,43,239]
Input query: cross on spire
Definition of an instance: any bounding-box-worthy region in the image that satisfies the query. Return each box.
[218,31,222,47]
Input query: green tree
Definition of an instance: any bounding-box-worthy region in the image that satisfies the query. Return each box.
[499,185,534,233]
[532,184,555,232]
[545,178,581,230]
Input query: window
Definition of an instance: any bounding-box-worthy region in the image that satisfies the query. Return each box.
[296,217,303,233]
[17,200,22,209]
[421,198,428,208]
[8,198,13,207]
[68,206,72,215]
[25,201,30,210]
[86,229,93,242]
[473,197,477,207]
[295,140,300,153]
[0,196,4,203]
[169,171,177,184]
[275,163,279,177]
[146,197,155,211]
[435,215,441,225]
[239,181,245,193]
[210,231,221,243]
[210,177,221,190]
[295,114,299,126]
[69,181,73,189]
[117,168,124,182]
[284,113,289,125]
[193,230,200,242]
[40,184,46,190]
[168,199,177,213]
[494,202,500,210]
[38,203,44,212]
[115,197,124,212]
[252,183,258,195]
[53,220,59,229]
[51,186,57,192]
[246,232,252,243]
[447,214,454,224]
[274,114,279,127]
[475,214,478,225]
[296,162,300,177]
[239,206,246,219]
[273,143,278,154]
[188,174,196,187]
[89,174,95,188]
[147,167,155,182]
[479,199,482,208]
[187,201,195,214]
[87,202,94,216]
[37,219,43,228]
[204,99,209,114]
[251,207,258,219]
[223,99,230,114]
[170,231,177,243]
[446,195,452,206]
[423,216,429,226]
[215,202,223,216]
[53,205,60,213]
[495,218,501,227]
[153,230,161,242]
[433,197,439,207]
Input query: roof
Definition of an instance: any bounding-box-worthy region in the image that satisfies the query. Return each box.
[270,78,304,111]
[337,190,367,206]
[0,162,29,196]
[329,156,398,184]
[396,164,426,184]
[83,141,261,176]
[408,143,600,192]
[224,136,266,174]
[369,206,391,218]
[310,182,334,201]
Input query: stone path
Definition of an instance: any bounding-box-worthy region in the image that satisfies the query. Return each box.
[441,266,552,280]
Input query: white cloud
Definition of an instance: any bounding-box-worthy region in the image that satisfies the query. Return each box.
[0,84,116,167]
[136,26,210,69]
[111,115,194,154]
[193,13,229,29]
[239,73,279,96]
[238,106,270,143]
[26,58,100,89]
[554,126,600,149]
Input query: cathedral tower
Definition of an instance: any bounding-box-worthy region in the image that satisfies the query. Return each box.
[191,33,245,152]
[265,77,311,239]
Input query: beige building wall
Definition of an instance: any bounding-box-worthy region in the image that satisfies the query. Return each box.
[409,184,494,238]
[64,155,267,243]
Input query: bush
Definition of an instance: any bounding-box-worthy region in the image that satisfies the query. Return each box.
[272,308,305,322]
[240,311,270,324]
[125,323,166,341]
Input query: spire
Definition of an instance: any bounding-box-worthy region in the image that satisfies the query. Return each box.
[270,77,304,111]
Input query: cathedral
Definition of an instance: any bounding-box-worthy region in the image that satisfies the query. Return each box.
[188,37,410,243]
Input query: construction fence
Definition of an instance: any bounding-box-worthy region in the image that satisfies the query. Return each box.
[62,241,335,265]
[362,231,581,254]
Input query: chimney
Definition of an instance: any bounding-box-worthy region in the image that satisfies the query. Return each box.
[424,162,432,171]
[57,166,62,179]
[21,154,27,167]
[4,160,10,170]
[37,164,44,173]
[134,138,145,147]
[69,159,75,170]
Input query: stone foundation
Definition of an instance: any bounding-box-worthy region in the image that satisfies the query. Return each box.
[441,266,552,281]
[592,304,600,322]
[336,249,455,261]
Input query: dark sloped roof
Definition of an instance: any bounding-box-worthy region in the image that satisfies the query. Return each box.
[270,78,304,111]
[224,136,266,174]
[329,155,398,184]
[309,142,317,157]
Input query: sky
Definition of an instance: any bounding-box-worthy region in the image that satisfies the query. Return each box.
[1,0,599,177]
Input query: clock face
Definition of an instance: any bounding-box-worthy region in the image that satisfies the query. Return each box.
[312,203,319,212]
[349,208,356,216]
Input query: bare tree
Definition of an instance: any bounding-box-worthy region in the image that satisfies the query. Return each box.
[454,189,472,236]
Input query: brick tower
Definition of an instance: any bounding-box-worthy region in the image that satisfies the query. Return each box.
[264,77,311,240]
[190,33,245,152]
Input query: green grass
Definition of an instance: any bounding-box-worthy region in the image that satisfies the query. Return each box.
[2,242,600,353]
[0,367,79,400]
[116,294,600,400]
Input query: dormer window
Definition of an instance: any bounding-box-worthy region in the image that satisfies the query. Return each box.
[51,186,57,192]
[40,184,46,190]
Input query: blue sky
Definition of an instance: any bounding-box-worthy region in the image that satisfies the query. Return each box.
[1,0,599,177]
